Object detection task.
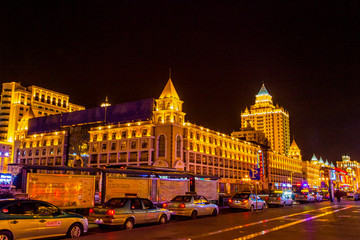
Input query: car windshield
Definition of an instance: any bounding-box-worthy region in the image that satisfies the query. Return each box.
[105,198,128,208]
[171,196,192,202]
[233,194,249,199]
[269,193,282,197]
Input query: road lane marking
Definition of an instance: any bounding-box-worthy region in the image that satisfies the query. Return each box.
[233,206,352,240]
[187,206,337,239]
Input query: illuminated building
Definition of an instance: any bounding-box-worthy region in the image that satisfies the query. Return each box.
[267,149,303,189]
[302,154,321,189]
[0,142,12,173]
[0,82,84,143]
[337,155,360,191]
[241,84,290,155]
[13,79,326,193]
[15,78,262,194]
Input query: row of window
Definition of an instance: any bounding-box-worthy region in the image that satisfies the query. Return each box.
[90,139,150,152]
[34,93,67,107]
[19,157,63,166]
[18,147,62,157]
[21,139,62,148]
[89,151,151,164]
[92,129,150,141]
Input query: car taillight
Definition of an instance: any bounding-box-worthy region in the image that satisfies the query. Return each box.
[228,199,233,203]
[89,208,94,214]
[295,194,298,197]
[179,203,185,208]
[243,200,248,203]
[265,197,269,200]
[106,209,115,216]
[163,203,167,208]
[277,197,281,200]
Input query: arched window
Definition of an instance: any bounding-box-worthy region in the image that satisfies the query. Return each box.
[166,115,171,122]
[158,116,162,123]
[176,136,181,158]
[159,135,165,157]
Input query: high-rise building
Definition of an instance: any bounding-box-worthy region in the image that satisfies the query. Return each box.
[241,84,290,155]
[0,82,85,143]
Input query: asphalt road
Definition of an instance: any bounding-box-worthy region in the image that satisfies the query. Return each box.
[65,200,360,240]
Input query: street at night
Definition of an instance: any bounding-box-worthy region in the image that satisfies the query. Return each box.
[1,2,360,240]
[67,201,360,240]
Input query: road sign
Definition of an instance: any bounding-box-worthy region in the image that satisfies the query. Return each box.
[249,168,260,180]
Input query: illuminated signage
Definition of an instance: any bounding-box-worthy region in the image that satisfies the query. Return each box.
[0,174,12,185]
[330,170,336,180]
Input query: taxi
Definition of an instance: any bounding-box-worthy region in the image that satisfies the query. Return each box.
[88,197,171,230]
[228,192,266,211]
[265,191,293,207]
[162,193,219,219]
[0,199,88,240]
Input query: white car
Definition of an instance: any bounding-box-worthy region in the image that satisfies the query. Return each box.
[228,192,266,211]
[163,194,219,219]
[295,191,315,203]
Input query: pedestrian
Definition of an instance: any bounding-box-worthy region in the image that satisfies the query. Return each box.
[335,190,341,203]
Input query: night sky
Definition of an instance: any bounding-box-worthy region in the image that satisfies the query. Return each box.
[1,1,360,163]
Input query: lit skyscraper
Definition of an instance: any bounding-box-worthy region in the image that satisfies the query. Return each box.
[241,84,290,155]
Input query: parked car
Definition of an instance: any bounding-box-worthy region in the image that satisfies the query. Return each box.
[265,191,293,207]
[228,192,266,211]
[162,193,218,219]
[313,192,323,202]
[318,191,330,200]
[0,199,88,239]
[88,197,170,230]
[347,192,360,201]
[294,190,315,203]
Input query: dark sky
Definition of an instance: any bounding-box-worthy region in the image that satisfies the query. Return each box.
[1,1,360,163]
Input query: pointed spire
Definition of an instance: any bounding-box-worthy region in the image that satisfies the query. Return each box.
[325,159,329,166]
[159,78,180,99]
[311,154,318,161]
[330,162,335,168]
[290,139,299,149]
[319,157,324,164]
[257,84,270,96]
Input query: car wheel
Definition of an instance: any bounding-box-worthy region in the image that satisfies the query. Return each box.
[0,231,13,240]
[191,211,197,220]
[124,218,134,230]
[159,214,167,224]
[67,223,83,238]
[283,202,286,207]
[250,205,254,211]
[211,209,218,217]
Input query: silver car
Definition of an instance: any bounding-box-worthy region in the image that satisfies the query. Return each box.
[88,197,170,230]
[228,193,266,211]
[265,191,293,207]
[294,191,315,203]
[163,194,219,219]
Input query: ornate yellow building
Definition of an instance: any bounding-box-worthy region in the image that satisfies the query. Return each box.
[337,155,360,191]
[303,154,321,189]
[13,79,323,193]
[0,82,84,143]
[241,84,290,155]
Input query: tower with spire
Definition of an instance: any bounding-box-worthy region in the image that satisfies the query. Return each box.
[288,139,302,160]
[241,84,290,155]
[152,76,186,170]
